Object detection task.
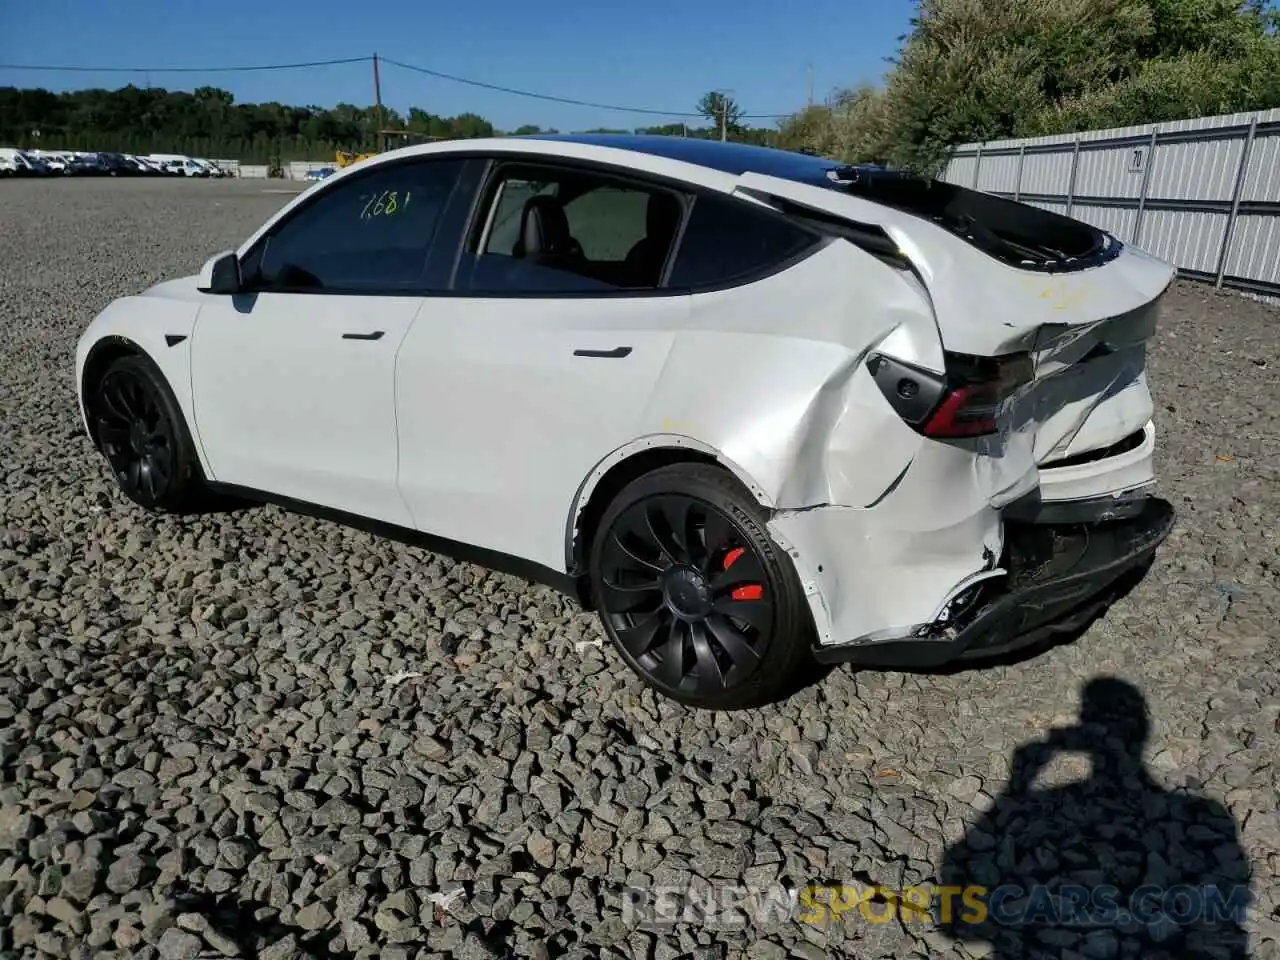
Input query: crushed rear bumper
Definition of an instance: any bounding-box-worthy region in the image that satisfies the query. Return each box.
[813,497,1174,668]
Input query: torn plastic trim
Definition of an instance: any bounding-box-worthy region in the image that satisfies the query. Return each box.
[792,567,1010,659]
[925,567,1009,628]
[763,516,836,648]
[767,494,1006,650]
[1004,483,1155,525]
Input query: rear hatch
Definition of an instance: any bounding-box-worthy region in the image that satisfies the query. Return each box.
[731,166,1175,465]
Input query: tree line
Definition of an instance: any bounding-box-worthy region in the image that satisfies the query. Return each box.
[774,0,1280,174]
[4,0,1278,173]
[0,84,779,164]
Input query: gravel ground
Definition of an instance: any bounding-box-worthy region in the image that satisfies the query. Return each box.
[1,177,1277,960]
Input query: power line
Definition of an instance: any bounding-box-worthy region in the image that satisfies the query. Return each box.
[0,56,371,74]
[0,54,798,119]
[380,57,794,120]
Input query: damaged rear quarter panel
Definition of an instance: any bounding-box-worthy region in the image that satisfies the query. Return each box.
[640,240,939,510]
[733,171,1177,357]
[631,239,1017,649]
[768,438,1006,647]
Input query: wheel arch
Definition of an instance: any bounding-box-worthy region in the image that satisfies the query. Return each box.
[79,335,212,482]
[564,435,775,604]
[80,335,151,446]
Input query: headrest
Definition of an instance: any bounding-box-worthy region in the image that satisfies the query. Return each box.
[646,192,681,238]
[517,195,574,258]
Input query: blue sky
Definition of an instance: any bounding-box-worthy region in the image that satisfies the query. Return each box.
[0,0,915,132]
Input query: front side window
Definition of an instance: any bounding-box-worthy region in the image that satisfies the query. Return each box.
[462,163,686,294]
[248,159,464,293]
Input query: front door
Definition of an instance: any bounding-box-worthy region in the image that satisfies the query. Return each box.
[191,291,423,526]
[190,155,467,527]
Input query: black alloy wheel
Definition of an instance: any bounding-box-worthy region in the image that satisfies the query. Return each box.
[90,354,203,512]
[96,367,175,502]
[591,464,814,709]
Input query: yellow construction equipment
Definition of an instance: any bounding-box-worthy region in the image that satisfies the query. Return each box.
[335,150,379,169]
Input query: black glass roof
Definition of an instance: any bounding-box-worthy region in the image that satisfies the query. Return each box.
[521,133,869,188]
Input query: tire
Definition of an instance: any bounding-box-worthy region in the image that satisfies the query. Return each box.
[88,353,205,512]
[589,463,815,709]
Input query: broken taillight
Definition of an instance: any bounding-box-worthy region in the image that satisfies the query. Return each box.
[867,350,1034,440]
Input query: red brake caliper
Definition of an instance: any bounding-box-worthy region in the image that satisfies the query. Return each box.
[721,547,764,601]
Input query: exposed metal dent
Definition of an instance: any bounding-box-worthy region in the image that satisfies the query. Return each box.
[865,459,912,508]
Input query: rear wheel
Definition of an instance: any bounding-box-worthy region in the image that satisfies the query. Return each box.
[589,463,815,709]
[89,353,204,512]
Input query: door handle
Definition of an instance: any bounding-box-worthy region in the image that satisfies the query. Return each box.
[342,331,385,341]
[573,346,632,358]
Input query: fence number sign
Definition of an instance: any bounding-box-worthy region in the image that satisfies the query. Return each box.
[1127,145,1148,174]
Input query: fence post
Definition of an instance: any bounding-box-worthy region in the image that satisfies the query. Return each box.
[1014,144,1026,201]
[1132,129,1159,246]
[1065,137,1081,216]
[972,143,983,189]
[1215,114,1259,289]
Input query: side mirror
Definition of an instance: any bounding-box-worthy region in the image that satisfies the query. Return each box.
[197,250,242,294]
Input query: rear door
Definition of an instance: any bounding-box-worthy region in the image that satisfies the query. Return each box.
[393,158,690,571]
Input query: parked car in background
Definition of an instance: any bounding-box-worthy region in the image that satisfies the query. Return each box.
[0,148,43,176]
[68,154,108,176]
[194,159,227,177]
[96,153,141,176]
[144,155,193,176]
[24,154,54,175]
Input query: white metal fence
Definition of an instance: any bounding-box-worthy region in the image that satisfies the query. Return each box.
[941,107,1280,300]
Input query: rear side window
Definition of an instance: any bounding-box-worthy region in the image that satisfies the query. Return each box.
[668,193,818,289]
[250,159,464,293]
[461,163,685,294]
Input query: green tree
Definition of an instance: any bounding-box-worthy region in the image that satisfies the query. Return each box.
[697,91,744,135]
[0,83,785,160]
[775,0,1280,176]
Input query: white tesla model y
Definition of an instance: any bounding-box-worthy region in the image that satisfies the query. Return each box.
[76,135,1176,709]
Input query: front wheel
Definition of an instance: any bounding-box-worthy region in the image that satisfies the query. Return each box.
[89,353,205,512]
[589,463,816,709]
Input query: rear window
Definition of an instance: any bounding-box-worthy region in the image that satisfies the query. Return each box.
[667,193,818,289]
[824,167,1115,271]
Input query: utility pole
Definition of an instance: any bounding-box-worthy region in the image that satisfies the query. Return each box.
[372,53,385,153]
[806,63,814,107]
[720,98,727,142]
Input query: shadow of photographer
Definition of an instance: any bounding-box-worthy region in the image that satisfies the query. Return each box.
[939,676,1252,959]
